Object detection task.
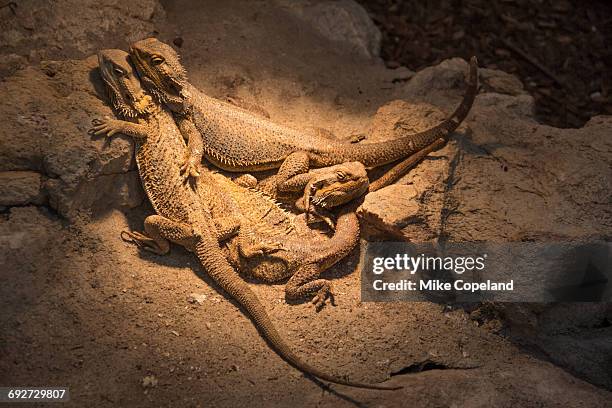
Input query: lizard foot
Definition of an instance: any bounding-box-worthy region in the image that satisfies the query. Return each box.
[121,230,166,255]
[242,241,285,258]
[88,117,123,137]
[258,241,284,255]
[233,174,258,188]
[349,133,366,143]
[311,283,335,310]
[180,154,201,181]
[305,208,336,231]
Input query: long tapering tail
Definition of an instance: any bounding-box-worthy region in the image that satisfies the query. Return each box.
[194,236,400,390]
[337,56,478,167]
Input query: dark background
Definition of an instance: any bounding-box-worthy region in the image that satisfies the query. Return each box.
[357,0,612,128]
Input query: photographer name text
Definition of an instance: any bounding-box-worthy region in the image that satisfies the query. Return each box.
[372,279,514,292]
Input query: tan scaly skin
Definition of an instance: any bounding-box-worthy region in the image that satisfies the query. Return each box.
[90,49,400,391]
[196,160,370,305]
[129,37,478,196]
[198,166,363,306]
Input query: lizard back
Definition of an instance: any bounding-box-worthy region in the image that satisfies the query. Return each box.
[136,109,208,227]
[189,85,337,171]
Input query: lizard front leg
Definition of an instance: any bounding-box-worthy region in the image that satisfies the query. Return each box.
[176,115,203,181]
[89,117,150,139]
[259,151,311,197]
[285,263,334,310]
[214,217,240,241]
[121,215,195,255]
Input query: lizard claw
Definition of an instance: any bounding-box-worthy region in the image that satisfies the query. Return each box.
[304,207,336,231]
[180,150,200,183]
[89,118,105,135]
[311,283,335,310]
[121,230,165,255]
[180,156,201,181]
[261,241,284,254]
[284,223,296,234]
[121,230,149,247]
[320,214,336,231]
[349,133,366,143]
[89,116,122,138]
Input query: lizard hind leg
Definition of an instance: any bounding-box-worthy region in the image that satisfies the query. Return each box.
[259,151,311,197]
[121,215,194,255]
[285,263,335,310]
[238,237,285,258]
[214,216,240,242]
[121,230,165,254]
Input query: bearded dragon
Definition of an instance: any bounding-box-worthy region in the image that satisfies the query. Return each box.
[90,49,399,390]
[197,163,365,307]
[129,37,478,196]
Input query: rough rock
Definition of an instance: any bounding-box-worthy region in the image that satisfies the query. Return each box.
[360,57,611,243]
[141,375,158,388]
[479,67,526,96]
[0,53,28,78]
[487,302,612,390]
[359,57,612,390]
[187,293,208,305]
[0,171,46,206]
[361,184,421,227]
[284,0,381,58]
[0,56,143,218]
[0,0,164,78]
[359,100,458,241]
[0,206,60,269]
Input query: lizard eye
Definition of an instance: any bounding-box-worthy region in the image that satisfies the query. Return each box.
[151,55,164,65]
[114,67,125,76]
[336,171,346,180]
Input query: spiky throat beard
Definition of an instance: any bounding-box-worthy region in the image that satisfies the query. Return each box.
[103,77,154,119]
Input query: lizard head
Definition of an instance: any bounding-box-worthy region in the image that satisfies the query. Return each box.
[308,162,369,209]
[98,49,153,118]
[130,37,187,109]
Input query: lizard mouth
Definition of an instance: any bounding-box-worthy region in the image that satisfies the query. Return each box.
[310,178,369,208]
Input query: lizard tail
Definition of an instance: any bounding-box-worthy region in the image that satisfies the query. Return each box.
[340,56,478,167]
[194,236,401,391]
